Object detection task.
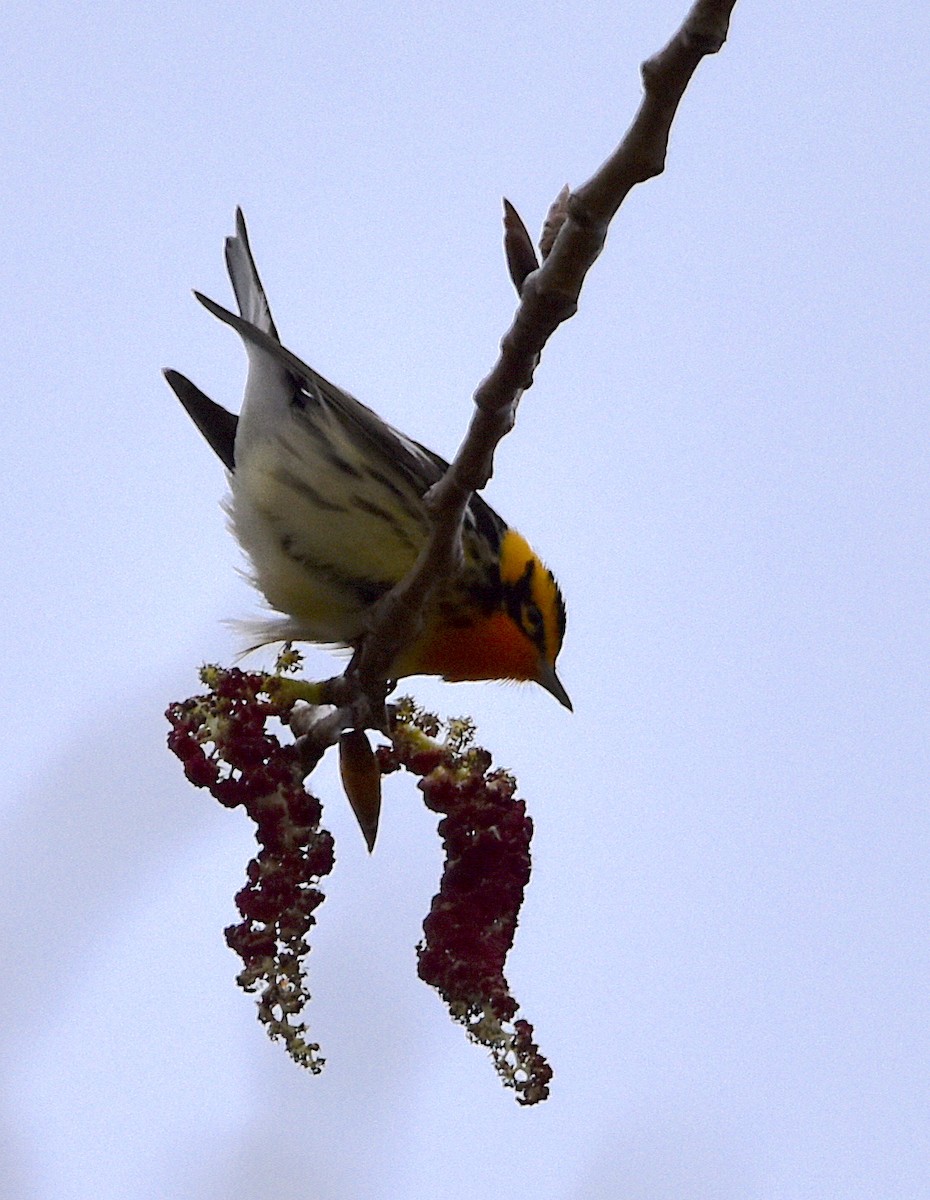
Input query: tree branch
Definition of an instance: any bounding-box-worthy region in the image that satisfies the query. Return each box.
[296,0,739,763]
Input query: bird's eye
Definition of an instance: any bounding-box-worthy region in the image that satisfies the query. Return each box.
[522,602,545,644]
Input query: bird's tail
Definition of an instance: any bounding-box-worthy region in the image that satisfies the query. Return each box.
[224,207,280,340]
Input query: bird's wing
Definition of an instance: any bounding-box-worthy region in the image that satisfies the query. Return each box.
[195,288,449,494]
[163,368,238,471]
[169,210,506,543]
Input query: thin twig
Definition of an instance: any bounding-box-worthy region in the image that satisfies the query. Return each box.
[298,0,738,764]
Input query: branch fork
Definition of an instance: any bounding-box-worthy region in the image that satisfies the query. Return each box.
[290,0,738,768]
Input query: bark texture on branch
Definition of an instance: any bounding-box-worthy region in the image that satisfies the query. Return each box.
[298,0,739,764]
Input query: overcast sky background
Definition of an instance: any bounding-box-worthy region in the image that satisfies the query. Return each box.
[3,1,930,1196]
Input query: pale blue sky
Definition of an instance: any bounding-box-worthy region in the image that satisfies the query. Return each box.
[3,2,930,1196]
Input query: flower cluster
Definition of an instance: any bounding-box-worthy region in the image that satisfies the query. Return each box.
[166,667,551,1102]
[378,699,552,1105]
[166,663,334,1071]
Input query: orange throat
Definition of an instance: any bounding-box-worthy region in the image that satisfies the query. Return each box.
[397,610,539,684]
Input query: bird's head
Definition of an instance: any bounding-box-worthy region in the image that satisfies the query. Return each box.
[403,529,570,709]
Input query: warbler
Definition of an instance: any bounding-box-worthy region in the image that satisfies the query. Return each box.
[164,210,570,709]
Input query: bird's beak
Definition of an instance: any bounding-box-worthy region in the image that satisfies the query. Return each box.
[538,662,573,711]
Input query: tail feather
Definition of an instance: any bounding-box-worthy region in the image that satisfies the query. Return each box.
[225,207,279,339]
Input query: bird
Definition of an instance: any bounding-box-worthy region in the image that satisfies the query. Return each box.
[164,210,570,709]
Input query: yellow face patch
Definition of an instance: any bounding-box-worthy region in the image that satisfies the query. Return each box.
[498,528,566,668]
